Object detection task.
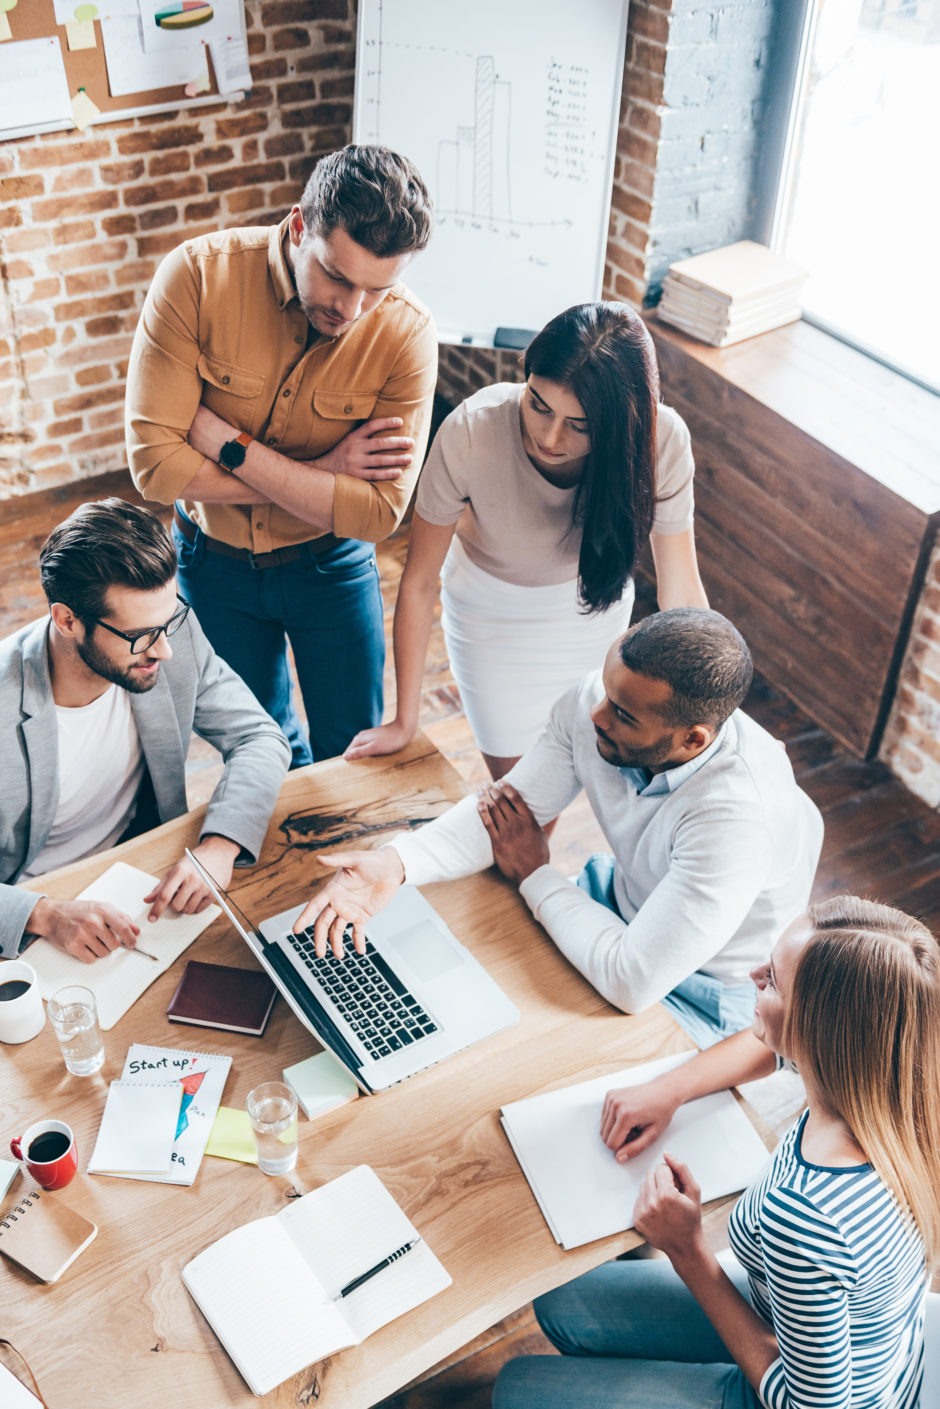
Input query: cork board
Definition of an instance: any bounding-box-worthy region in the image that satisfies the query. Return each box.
[0,0,246,139]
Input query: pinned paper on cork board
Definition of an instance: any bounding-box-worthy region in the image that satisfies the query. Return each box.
[0,0,249,142]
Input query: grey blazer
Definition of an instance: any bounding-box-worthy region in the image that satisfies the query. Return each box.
[1,613,291,957]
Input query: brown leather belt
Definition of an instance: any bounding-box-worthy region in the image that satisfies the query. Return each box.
[173,507,336,568]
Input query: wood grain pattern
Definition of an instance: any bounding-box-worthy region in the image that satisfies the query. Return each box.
[4,736,696,1409]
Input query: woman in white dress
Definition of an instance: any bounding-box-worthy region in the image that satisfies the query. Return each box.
[345,302,708,780]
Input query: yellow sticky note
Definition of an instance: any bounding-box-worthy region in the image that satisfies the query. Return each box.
[71,88,101,131]
[66,18,96,49]
[206,1106,257,1164]
[0,12,10,39]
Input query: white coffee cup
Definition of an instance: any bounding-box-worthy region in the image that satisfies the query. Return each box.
[0,960,46,1043]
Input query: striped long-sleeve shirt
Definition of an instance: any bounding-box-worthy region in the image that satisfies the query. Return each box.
[728,1112,928,1409]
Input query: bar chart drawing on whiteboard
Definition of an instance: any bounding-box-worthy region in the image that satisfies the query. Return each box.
[354,0,629,343]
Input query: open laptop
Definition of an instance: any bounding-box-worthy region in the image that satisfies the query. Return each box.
[186,850,519,1094]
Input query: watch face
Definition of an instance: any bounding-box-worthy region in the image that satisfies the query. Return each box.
[219,438,247,471]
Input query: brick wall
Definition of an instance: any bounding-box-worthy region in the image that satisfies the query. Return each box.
[879,541,940,807]
[0,0,355,497]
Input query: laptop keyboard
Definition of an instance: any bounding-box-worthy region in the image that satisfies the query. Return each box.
[286,928,439,1059]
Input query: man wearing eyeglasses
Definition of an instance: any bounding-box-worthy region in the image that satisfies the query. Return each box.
[0,498,291,963]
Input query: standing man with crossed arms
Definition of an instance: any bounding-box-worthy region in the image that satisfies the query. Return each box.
[125,144,437,768]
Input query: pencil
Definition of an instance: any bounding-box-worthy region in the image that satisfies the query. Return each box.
[128,944,160,962]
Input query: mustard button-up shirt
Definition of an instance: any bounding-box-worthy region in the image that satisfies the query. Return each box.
[125,218,438,553]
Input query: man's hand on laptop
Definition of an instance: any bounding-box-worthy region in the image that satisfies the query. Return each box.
[25,897,140,963]
[477,782,550,886]
[292,847,406,958]
[143,835,240,921]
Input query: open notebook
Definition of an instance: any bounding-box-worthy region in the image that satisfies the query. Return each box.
[182,1164,451,1396]
[24,862,219,1029]
[500,1051,773,1249]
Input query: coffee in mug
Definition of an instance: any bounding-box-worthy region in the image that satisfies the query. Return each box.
[0,960,45,1044]
[10,1119,78,1191]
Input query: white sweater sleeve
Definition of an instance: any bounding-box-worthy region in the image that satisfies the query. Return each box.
[392,686,586,886]
[519,801,773,1013]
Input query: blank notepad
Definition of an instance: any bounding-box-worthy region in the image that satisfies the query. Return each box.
[25,862,220,1028]
[501,1051,772,1249]
[88,1080,183,1177]
[182,1165,451,1396]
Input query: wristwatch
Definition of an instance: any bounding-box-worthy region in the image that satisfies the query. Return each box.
[217,431,252,473]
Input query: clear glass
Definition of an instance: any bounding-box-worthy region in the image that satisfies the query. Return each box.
[47,985,105,1076]
[247,1081,298,1175]
[775,0,940,391]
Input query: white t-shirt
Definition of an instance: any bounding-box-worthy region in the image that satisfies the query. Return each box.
[22,685,145,880]
[415,383,695,587]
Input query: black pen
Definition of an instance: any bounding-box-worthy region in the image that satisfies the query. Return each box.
[333,1238,421,1300]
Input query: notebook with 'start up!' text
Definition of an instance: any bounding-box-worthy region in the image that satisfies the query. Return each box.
[0,1189,97,1283]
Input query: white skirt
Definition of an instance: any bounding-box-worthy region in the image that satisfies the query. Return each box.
[440,537,636,757]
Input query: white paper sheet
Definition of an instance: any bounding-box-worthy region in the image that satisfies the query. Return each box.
[500,1052,773,1249]
[118,1043,231,1185]
[208,31,251,93]
[279,1165,451,1344]
[101,15,207,94]
[0,1363,42,1409]
[135,0,241,54]
[25,862,219,1030]
[0,39,72,132]
[88,1079,183,1175]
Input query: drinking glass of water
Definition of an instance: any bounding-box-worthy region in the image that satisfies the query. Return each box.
[246,1081,298,1175]
[47,985,105,1076]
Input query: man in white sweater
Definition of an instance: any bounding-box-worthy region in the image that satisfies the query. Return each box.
[294,609,824,1045]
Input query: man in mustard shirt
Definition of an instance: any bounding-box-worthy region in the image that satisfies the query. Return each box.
[125,144,437,767]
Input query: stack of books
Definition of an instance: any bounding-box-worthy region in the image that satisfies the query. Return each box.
[657,240,806,347]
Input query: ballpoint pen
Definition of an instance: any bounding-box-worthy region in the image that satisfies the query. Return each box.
[333,1238,421,1299]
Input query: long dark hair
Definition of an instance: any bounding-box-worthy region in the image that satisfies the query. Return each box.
[524,303,658,614]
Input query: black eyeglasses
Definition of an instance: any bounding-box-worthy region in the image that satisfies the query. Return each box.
[91,595,191,655]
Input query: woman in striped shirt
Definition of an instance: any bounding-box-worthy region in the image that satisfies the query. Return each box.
[493,896,940,1409]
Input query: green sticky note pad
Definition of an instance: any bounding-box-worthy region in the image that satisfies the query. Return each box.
[74,3,98,19]
[282,1050,359,1120]
[0,1159,20,1202]
[206,1106,257,1164]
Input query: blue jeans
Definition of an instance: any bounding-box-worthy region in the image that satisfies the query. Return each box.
[575,854,757,1049]
[493,1260,759,1409]
[173,509,384,768]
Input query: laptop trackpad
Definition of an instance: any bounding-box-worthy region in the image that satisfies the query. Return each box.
[382,921,463,982]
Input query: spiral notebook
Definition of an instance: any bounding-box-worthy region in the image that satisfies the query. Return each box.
[0,1189,97,1283]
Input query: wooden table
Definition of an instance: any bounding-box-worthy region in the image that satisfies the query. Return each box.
[3,733,697,1409]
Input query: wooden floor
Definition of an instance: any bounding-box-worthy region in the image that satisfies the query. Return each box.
[4,471,940,1406]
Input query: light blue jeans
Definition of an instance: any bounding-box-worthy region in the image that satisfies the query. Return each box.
[575,854,757,1049]
[492,1260,760,1409]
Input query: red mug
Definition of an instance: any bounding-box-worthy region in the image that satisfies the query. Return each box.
[10,1119,78,1190]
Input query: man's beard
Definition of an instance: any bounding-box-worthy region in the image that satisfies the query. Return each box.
[76,636,161,694]
[594,726,675,771]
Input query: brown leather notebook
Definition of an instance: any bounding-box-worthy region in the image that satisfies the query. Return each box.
[166,960,277,1037]
[0,1190,97,1283]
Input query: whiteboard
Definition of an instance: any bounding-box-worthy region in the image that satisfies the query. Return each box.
[353,0,629,347]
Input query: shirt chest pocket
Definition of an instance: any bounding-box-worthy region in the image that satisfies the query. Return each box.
[307,390,378,455]
[197,353,266,420]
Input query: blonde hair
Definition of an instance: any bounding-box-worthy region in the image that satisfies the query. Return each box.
[784,895,940,1266]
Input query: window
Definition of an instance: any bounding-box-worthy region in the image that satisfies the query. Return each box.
[773,0,940,393]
